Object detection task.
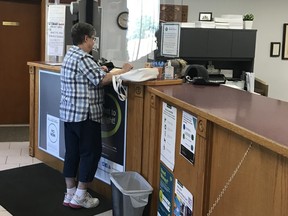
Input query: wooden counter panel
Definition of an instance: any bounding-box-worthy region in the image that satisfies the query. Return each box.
[28,61,61,72]
[207,124,288,216]
[29,66,36,156]
[148,84,288,157]
[145,94,161,216]
[143,96,211,216]
[173,110,209,216]
[126,84,144,172]
[143,86,288,215]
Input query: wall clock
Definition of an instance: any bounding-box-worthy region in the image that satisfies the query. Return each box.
[117,11,128,30]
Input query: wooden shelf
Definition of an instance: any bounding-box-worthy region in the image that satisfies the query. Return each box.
[143,78,183,86]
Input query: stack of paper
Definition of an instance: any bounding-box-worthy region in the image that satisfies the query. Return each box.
[214,14,243,29]
[195,21,216,28]
[181,22,196,28]
[246,72,255,93]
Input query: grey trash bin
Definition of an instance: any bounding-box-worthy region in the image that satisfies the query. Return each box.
[110,171,153,216]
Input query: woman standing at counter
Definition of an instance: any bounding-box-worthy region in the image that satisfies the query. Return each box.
[60,22,133,209]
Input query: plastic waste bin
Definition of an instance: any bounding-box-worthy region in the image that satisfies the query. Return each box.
[110,171,153,216]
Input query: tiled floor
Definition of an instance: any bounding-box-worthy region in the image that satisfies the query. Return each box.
[0,141,112,216]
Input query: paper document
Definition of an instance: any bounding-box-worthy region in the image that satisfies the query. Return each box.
[246,72,255,93]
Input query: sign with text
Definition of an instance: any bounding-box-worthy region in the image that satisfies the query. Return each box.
[160,102,177,171]
[47,5,66,57]
[180,111,197,164]
[96,86,128,184]
[157,163,174,216]
[161,23,181,57]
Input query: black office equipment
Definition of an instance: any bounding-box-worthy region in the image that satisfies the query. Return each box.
[184,64,226,86]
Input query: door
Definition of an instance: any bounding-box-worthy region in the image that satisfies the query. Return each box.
[0,0,41,124]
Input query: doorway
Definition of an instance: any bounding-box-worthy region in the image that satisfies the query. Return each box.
[0,0,41,124]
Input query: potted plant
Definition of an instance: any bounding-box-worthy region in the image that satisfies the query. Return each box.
[243,13,254,29]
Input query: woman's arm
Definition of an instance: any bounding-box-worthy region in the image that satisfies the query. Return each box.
[100,63,133,86]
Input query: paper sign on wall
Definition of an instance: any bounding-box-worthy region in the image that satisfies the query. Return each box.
[47,5,66,57]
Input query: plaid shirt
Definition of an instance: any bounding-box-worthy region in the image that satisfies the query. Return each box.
[60,45,106,123]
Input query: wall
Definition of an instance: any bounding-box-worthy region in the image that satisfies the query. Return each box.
[161,0,288,101]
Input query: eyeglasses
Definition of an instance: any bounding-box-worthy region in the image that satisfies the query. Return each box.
[91,36,96,41]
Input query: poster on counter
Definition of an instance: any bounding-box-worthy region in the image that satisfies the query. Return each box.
[95,86,128,184]
[46,114,60,158]
[174,179,193,216]
[161,23,181,57]
[157,163,174,216]
[160,102,177,171]
[38,70,65,161]
[180,111,197,164]
[47,5,66,57]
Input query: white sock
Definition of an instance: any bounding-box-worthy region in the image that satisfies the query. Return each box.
[75,188,86,197]
[67,187,76,195]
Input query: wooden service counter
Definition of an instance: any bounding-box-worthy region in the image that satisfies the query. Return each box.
[144,83,288,216]
[27,61,182,200]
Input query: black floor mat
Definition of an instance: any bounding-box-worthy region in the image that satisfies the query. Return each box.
[0,163,112,216]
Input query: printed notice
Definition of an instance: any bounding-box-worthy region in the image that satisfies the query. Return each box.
[46,114,60,157]
[161,23,181,57]
[95,86,127,184]
[174,179,193,216]
[157,163,174,216]
[180,112,197,164]
[160,102,177,171]
[47,5,66,56]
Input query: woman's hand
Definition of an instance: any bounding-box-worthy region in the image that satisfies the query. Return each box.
[100,62,133,86]
[101,66,108,72]
[122,63,133,72]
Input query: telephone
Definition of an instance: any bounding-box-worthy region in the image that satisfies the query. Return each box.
[184,64,226,86]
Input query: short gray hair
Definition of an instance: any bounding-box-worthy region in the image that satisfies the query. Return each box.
[71,22,96,45]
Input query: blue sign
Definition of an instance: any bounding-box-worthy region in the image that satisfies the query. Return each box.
[158,163,174,216]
